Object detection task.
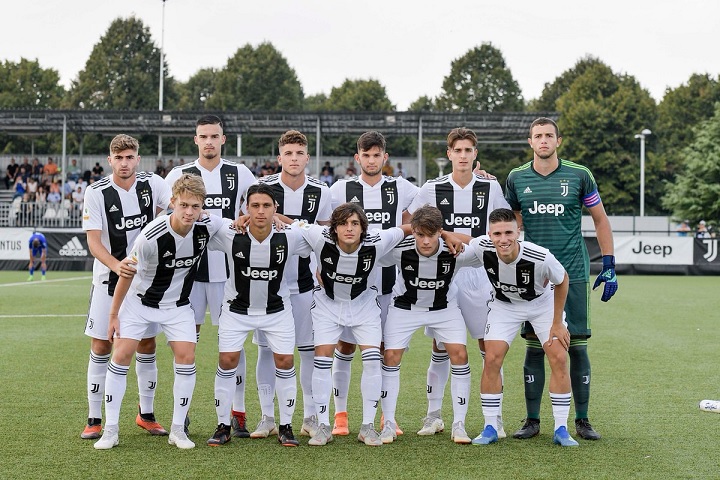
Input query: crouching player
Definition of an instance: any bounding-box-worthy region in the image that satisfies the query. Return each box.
[378,205,482,445]
[467,208,578,447]
[94,174,224,450]
[205,183,312,447]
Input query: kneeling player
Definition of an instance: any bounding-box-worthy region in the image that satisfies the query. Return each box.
[467,208,578,447]
[379,205,481,445]
[94,174,223,450]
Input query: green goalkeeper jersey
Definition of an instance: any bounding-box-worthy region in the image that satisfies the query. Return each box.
[505,159,602,283]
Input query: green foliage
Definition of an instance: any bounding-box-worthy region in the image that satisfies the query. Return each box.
[172,68,218,110]
[66,16,171,110]
[436,43,524,112]
[324,79,395,112]
[303,93,328,112]
[408,95,436,112]
[0,58,65,108]
[208,42,303,111]
[530,56,605,111]
[556,64,658,214]
[662,103,720,221]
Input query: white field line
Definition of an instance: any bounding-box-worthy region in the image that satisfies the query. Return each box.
[0,275,92,288]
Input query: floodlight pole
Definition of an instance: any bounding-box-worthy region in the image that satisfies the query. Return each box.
[158,0,167,158]
[634,128,652,217]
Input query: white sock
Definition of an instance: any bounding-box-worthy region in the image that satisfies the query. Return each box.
[481,393,502,429]
[173,363,196,427]
[332,349,354,413]
[312,356,333,425]
[87,351,110,420]
[427,351,450,413]
[104,361,129,427]
[232,349,246,413]
[135,352,157,415]
[450,363,471,424]
[550,392,572,431]
[256,346,276,418]
[381,363,400,425]
[360,348,382,425]
[298,346,315,418]
[214,366,236,425]
[276,367,297,426]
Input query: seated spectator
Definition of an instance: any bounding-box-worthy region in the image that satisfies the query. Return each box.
[31,158,44,181]
[72,185,85,212]
[20,157,31,177]
[395,162,407,178]
[5,158,18,189]
[12,175,26,200]
[696,220,712,238]
[91,162,104,180]
[319,167,334,186]
[47,182,62,205]
[676,220,691,237]
[166,159,175,173]
[381,161,394,176]
[323,161,335,177]
[344,166,357,179]
[36,185,47,205]
[43,157,59,183]
[24,177,38,202]
[68,159,83,182]
[155,159,166,177]
[63,179,76,200]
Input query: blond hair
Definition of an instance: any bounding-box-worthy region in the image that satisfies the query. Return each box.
[172,173,206,201]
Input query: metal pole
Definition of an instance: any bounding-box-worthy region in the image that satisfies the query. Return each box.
[639,135,645,217]
[316,116,321,177]
[158,0,166,158]
[417,116,423,185]
[61,115,67,227]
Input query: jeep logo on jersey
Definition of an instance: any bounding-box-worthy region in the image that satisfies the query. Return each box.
[521,271,530,284]
[445,213,481,229]
[362,256,373,271]
[491,280,528,294]
[115,213,148,231]
[441,262,451,275]
[528,201,565,216]
[476,192,486,210]
[240,267,279,280]
[307,195,316,213]
[384,187,395,205]
[560,181,569,197]
[165,256,199,269]
[326,271,363,284]
[205,194,231,210]
[365,210,390,225]
[409,277,446,289]
[275,246,286,264]
[141,190,151,207]
[227,173,236,191]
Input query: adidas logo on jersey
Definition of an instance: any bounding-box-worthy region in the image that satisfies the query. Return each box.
[323,257,333,264]
[404,265,414,271]
[440,198,450,205]
[163,251,172,257]
[236,252,245,258]
[109,205,119,212]
[59,236,88,257]
[523,187,532,193]
[487,268,495,275]
[350,196,360,203]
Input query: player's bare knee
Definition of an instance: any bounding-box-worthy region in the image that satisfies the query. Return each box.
[273,354,294,370]
[137,336,156,354]
[444,344,468,365]
[383,349,404,366]
[218,351,240,370]
[337,340,356,355]
[91,338,112,356]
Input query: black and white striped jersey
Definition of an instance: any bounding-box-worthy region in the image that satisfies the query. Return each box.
[83,172,171,295]
[467,237,566,304]
[298,223,406,304]
[165,159,256,283]
[255,174,331,294]
[330,175,418,294]
[208,221,312,315]
[380,237,481,312]
[409,174,509,237]
[128,214,224,309]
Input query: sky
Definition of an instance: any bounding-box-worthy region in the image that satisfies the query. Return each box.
[2,0,719,111]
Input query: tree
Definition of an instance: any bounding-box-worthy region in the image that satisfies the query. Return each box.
[556,63,658,214]
[174,68,218,110]
[0,58,65,108]
[66,16,172,110]
[303,93,328,112]
[323,79,394,112]
[408,95,435,112]
[208,42,303,111]
[435,43,524,112]
[530,56,605,111]
[663,103,720,222]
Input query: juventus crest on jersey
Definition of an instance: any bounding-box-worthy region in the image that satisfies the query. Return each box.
[129,214,224,309]
[83,172,171,295]
[208,221,312,315]
[468,236,566,304]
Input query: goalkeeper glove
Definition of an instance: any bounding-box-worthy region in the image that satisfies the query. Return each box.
[593,255,617,302]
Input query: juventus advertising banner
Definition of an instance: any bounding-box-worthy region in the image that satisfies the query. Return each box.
[0,228,93,271]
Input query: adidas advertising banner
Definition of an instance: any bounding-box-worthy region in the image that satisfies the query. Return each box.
[0,228,34,260]
[45,232,90,259]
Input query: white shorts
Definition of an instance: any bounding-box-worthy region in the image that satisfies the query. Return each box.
[426,267,491,341]
[485,295,567,346]
[339,292,390,344]
[312,294,381,347]
[254,291,313,347]
[219,305,296,355]
[190,281,224,326]
[117,295,196,343]
[85,284,160,340]
[384,305,467,350]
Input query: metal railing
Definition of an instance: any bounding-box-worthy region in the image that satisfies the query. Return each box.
[0,199,82,228]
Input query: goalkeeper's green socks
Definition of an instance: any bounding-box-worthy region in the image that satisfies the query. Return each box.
[569,340,591,419]
[522,340,546,419]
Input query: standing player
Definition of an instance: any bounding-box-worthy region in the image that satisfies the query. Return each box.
[81,134,171,440]
[505,117,617,441]
[249,130,331,440]
[165,115,256,436]
[27,231,47,281]
[378,206,480,445]
[299,203,408,446]
[328,131,418,436]
[206,184,312,447]
[94,174,223,450]
[467,208,578,447]
[407,127,509,437]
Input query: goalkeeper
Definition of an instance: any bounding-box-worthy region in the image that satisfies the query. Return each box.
[504,117,617,442]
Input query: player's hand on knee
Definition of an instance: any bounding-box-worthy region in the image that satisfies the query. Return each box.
[546,324,570,350]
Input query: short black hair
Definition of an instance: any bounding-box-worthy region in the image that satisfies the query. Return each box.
[330,203,368,243]
[246,183,277,205]
[196,114,223,130]
[488,208,516,224]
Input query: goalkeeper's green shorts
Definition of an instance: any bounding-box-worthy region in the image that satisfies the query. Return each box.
[521,281,591,339]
